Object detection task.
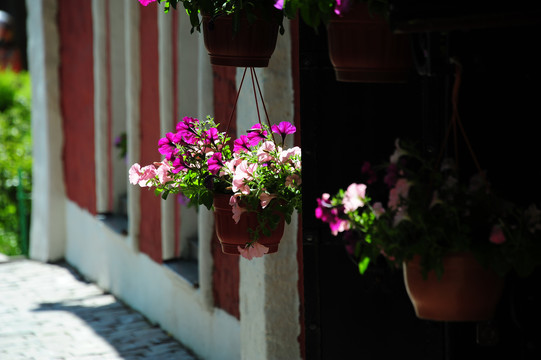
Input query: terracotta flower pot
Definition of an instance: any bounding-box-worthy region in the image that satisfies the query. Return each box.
[202,10,280,67]
[403,252,505,321]
[326,3,412,82]
[213,193,285,255]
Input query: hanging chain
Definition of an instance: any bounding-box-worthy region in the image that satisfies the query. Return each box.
[225,67,276,147]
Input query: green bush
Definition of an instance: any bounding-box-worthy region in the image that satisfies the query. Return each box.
[0,70,32,256]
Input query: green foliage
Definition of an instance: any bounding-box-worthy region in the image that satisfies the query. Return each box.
[281,0,389,30]
[317,140,541,279]
[0,70,32,256]
[150,0,285,34]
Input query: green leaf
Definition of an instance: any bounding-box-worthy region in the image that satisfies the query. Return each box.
[358,257,371,274]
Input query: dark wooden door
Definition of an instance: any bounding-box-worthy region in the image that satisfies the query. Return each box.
[299,16,541,360]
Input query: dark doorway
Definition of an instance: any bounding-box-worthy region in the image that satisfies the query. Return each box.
[299,10,541,360]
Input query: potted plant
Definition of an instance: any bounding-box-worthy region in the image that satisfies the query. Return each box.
[129,116,302,259]
[279,0,412,82]
[315,139,541,321]
[138,0,288,67]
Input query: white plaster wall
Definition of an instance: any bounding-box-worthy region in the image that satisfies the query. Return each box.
[27,0,67,262]
[65,200,241,360]
[237,20,303,360]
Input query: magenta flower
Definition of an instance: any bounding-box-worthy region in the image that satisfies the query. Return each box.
[384,163,399,188]
[361,161,377,184]
[233,135,252,153]
[205,127,219,144]
[315,194,350,235]
[334,0,351,16]
[139,0,157,6]
[171,156,188,174]
[273,0,284,11]
[158,132,179,160]
[271,121,296,138]
[176,117,199,144]
[246,123,268,146]
[207,152,224,175]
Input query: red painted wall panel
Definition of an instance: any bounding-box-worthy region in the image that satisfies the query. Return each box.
[138,4,162,262]
[59,0,96,215]
[212,65,240,319]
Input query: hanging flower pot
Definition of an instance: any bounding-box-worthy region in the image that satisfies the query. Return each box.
[326,3,412,83]
[202,9,281,68]
[403,252,505,322]
[213,193,285,255]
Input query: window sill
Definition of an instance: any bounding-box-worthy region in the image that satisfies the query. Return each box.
[163,258,199,289]
[96,213,128,236]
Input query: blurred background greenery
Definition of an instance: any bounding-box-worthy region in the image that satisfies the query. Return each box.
[0,69,31,256]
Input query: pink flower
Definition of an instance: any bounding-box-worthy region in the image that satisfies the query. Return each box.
[229,195,246,223]
[238,242,269,260]
[285,174,301,187]
[342,183,367,213]
[260,192,277,209]
[393,207,409,226]
[257,141,276,163]
[279,146,301,167]
[129,163,156,187]
[155,161,173,185]
[388,178,410,210]
[138,0,157,6]
[389,138,406,164]
[489,225,506,244]
[232,161,257,195]
[372,202,386,218]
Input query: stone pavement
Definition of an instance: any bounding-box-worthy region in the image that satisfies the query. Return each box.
[0,257,200,360]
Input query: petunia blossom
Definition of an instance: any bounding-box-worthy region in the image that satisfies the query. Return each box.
[489,225,506,244]
[342,183,367,213]
[232,161,257,195]
[271,121,296,141]
[155,161,174,184]
[247,123,268,146]
[129,163,157,187]
[361,161,377,184]
[285,174,301,187]
[158,132,179,160]
[176,117,199,144]
[229,195,246,223]
[315,194,350,235]
[389,138,407,164]
[207,152,224,175]
[273,0,284,10]
[233,135,252,153]
[388,178,411,210]
[279,146,301,167]
[372,202,386,219]
[139,0,157,6]
[257,141,276,163]
[260,192,277,209]
[238,242,269,260]
[334,0,350,15]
